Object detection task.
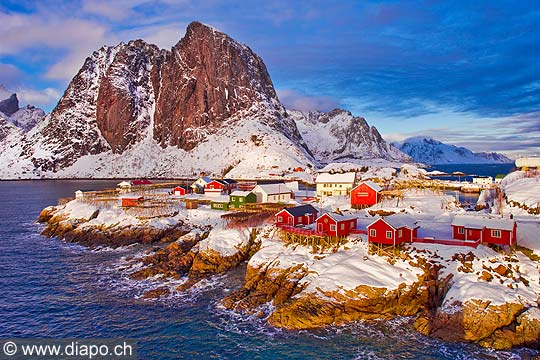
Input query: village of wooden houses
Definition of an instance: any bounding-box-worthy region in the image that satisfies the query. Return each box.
[70,158,540,256]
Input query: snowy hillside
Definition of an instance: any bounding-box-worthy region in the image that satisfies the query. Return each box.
[0,85,45,133]
[395,137,512,164]
[289,109,410,164]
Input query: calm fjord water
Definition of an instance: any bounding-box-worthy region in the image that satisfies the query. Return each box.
[0,180,536,359]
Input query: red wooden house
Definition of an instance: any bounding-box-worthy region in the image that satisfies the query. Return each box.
[351,181,382,208]
[173,186,190,196]
[120,196,144,207]
[131,179,153,186]
[367,216,419,245]
[205,179,238,197]
[451,216,517,246]
[315,213,358,237]
[275,204,318,227]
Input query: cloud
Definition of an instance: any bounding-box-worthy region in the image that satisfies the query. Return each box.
[0,63,23,87]
[17,87,61,107]
[81,0,137,21]
[277,89,340,112]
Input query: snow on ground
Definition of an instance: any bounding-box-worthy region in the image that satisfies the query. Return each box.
[198,227,251,257]
[500,171,540,208]
[409,243,540,308]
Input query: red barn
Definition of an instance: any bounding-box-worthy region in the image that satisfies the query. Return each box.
[131,179,153,186]
[351,181,381,208]
[121,196,144,207]
[367,216,419,245]
[451,216,517,246]
[315,213,358,237]
[275,204,319,227]
[173,186,190,196]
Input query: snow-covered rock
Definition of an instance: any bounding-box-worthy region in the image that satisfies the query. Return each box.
[289,108,410,164]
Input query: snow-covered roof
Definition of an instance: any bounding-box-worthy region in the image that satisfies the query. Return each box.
[117,181,131,187]
[371,215,418,230]
[318,212,358,222]
[315,172,356,184]
[230,191,252,197]
[452,216,515,231]
[211,195,230,203]
[253,184,291,195]
[354,180,382,192]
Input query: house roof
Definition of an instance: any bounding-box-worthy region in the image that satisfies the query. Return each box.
[174,185,189,190]
[452,216,515,231]
[230,191,253,197]
[212,195,230,203]
[353,180,382,192]
[281,204,318,217]
[253,184,291,195]
[370,215,418,230]
[117,181,131,187]
[131,179,152,185]
[222,178,238,184]
[315,172,356,184]
[317,212,358,222]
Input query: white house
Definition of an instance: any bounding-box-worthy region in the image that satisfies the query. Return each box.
[251,184,292,203]
[117,181,131,189]
[315,172,356,197]
[190,176,212,194]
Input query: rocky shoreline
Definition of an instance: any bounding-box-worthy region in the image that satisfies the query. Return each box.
[38,201,540,351]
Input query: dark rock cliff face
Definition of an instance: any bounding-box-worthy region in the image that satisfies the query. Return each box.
[96,40,160,153]
[0,94,19,116]
[153,22,280,150]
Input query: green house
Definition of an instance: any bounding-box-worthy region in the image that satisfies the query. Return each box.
[211,195,231,211]
[229,191,257,209]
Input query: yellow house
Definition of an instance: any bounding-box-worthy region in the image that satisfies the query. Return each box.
[315,172,356,197]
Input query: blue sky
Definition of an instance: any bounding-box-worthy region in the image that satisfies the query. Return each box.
[1,0,539,157]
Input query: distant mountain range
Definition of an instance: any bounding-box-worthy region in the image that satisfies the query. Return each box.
[0,22,407,179]
[394,137,513,164]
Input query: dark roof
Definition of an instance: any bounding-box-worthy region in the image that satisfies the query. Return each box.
[283,204,318,217]
[174,185,189,190]
[222,178,238,184]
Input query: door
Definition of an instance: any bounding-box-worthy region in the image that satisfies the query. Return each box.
[317,223,323,232]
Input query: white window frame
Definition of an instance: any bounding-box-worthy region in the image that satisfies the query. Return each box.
[386,231,393,239]
[369,229,376,237]
[398,229,403,238]
[330,224,337,231]
[277,216,283,222]
[458,227,464,234]
[491,229,501,238]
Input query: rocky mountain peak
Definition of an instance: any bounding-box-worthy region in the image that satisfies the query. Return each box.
[153,21,281,150]
[0,90,19,116]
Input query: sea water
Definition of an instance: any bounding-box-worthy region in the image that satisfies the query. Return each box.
[0,180,537,359]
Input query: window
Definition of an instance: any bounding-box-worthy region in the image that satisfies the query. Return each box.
[330,224,336,231]
[357,192,368,197]
[386,231,393,239]
[298,217,303,224]
[458,227,464,234]
[491,229,501,238]
[340,223,345,230]
[369,229,376,237]
[350,222,354,229]
[210,185,214,189]
[398,229,403,238]
[277,216,283,222]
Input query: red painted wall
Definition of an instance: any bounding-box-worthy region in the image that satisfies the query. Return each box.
[452,225,482,241]
[367,219,415,245]
[173,187,187,196]
[316,214,357,237]
[351,183,378,207]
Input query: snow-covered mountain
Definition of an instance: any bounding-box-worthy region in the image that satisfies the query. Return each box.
[394,137,512,164]
[0,22,407,179]
[0,85,45,132]
[289,109,410,164]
